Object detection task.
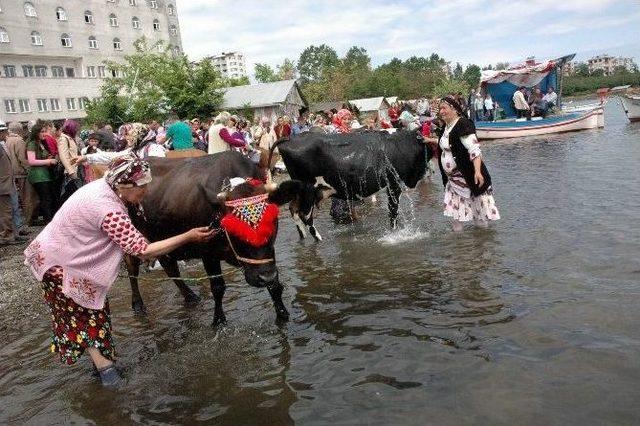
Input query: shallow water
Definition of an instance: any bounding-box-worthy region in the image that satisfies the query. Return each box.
[1,100,640,425]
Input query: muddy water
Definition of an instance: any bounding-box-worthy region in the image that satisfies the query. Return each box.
[1,102,640,425]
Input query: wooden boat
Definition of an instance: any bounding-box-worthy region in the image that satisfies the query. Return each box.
[476,107,604,140]
[621,95,640,122]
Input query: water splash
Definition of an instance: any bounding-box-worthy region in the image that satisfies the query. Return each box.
[378,225,429,245]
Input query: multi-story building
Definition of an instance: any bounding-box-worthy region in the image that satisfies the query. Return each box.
[587,54,637,75]
[210,51,247,79]
[0,0,183,122]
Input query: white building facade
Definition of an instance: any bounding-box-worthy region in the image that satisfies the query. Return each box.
[0,0,183,122]
[587,54,637,75]
[210,51,246,79]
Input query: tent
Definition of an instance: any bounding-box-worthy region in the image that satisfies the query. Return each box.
[349,96,391,120]
[222,79,307,121]
[481,54,575,118]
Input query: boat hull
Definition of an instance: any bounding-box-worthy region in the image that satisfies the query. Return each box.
[476,108,604,140]
[621,96,640,122]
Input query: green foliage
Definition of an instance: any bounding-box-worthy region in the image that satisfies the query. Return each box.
[85,37,226,125]
[462,64,482,89]
[227,76,250,87]
[277,58,297,80]
[254,63,279,83]
[453,63,463,79]
[298,44,340,82]
[563,71,640,96]
[432,78,469,98]
[575,63,590,77]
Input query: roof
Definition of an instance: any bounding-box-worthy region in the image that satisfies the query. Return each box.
[386,96,398,105]
[349,97,390,112]
[222,79,304,109]
[309,101,345,113]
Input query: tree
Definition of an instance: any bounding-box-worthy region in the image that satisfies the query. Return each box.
[575,63,590,77]
[462,64,481,89]
[453,62,463,79]
[297,44,340,82]
[277,58,297,80]
[254,63,279,83]
[495,62,509,70]
[343,46,371,72]
[227,75,250,87]
[85,37,226,124]
[432,78,469,98]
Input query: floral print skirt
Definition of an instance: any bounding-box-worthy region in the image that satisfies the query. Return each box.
[443,181,500,222]
[42,266,115,365]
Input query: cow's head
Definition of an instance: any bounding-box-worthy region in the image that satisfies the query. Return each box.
[216,179,318,287]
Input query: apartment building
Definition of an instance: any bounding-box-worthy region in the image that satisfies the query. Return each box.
[0,0,183,122]
[587,54,637,75]
[210,51,247,79]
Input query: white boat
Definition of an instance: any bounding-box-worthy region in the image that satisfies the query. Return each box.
[562,102,602,113]
[476,107,604,140]
[621,95,640,122]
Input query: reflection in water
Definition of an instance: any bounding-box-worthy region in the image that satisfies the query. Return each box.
[1,105,640,424]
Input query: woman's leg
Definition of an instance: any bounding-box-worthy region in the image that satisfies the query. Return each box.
[34,181,55,223]
[87,347,113,369]
[452,220,464,232]
[474,218,488,228]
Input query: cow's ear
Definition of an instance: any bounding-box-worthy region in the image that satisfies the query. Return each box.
[267,180,304,205]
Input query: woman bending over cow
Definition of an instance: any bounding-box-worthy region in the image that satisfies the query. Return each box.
[436,96,500,232]
[24,156,214,386]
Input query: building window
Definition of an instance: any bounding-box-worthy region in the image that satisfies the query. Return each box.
[52,66,64,77]
[109,14,118,27]
[87,66,96,78]
[98,66,106,78]
[24,2,36,17]
[167,4,175,15]
[35,65,47,77]
[30,31,42,46]
[113,38,122,50]
[129,0,137,5]
[153,19,159,30]
[78,97,89,110]
[3,65,16,77]
[37,98,48,112]
[61,33,72,47]
[84,10,93,24]
[50,99,61,111]
[132,17,140,29]
[56,7,67,21]
[149,0,158,9]
[88,36,98,49]
[66,98,76,111]
[0,27,9,43]
[65,67,75,77]
[22,65,34,77]
[4,99,16,113]
[19,99,31,113]
[169,25,177,36]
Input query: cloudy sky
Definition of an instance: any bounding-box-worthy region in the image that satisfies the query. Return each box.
[176,0,640,74]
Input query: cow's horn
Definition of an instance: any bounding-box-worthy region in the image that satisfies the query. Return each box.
[217,191,228,201]
[264,182,278,193]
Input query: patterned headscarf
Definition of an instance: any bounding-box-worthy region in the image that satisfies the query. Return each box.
[104,155,152,188]
[441,96,466,117]
[335,108,353,134]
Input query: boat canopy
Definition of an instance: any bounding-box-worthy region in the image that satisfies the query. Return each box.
[481,54,575,118]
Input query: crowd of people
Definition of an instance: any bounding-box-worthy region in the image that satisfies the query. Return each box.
[513,86,558,119]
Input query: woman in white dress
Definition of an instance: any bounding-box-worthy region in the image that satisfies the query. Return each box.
[436,96,500,232]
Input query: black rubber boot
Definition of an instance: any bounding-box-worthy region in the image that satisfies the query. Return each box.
[98,365,124,387]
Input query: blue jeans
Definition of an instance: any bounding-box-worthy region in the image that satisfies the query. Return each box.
[10,186,24,231]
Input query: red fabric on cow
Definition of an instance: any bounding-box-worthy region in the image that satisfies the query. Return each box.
[221,202,279,247]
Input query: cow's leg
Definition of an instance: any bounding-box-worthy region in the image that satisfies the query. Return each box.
[290,202,307,239]
[267,281,290,322]
[304,206,322,242]
[158,257,201,306]
[202,257,226,326]
[124,254,146,315]
[386,176,402,229]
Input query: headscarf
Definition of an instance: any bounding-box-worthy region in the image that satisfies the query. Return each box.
[441,96,466,117]
[399,110,420,130]
[335,108,352,134]
[79,129,91,141]
[105,155,152,189]
[61,119,80,139]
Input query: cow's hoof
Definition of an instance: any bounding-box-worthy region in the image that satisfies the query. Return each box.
[212,315,227,327]
[183,292,201,307]
[132,301,146,315]
[275,307,290,322]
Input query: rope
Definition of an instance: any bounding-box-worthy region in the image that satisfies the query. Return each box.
[117,265,242,283]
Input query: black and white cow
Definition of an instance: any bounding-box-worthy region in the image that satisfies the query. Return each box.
[269,129,430,240]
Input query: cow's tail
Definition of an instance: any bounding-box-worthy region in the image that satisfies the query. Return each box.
[266,137,289,183]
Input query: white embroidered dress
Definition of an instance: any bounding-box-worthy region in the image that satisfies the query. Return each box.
[439,119,500,222]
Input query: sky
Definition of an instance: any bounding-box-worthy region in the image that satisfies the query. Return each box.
[176,0,640,75]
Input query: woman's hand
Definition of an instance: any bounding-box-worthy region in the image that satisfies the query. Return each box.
[474,170,484,187]
[187,227,217,243]
[49,158,58,165]
[71,156,86,165]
